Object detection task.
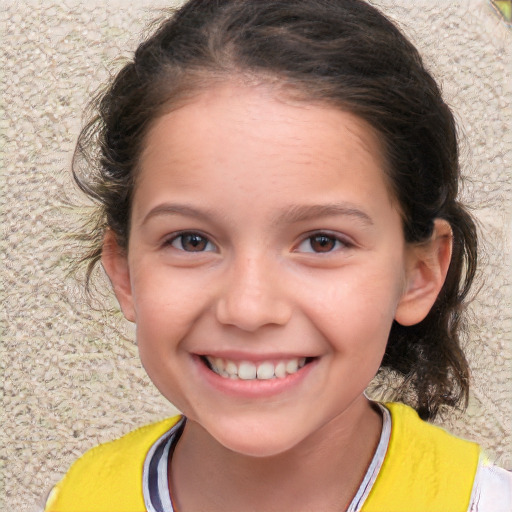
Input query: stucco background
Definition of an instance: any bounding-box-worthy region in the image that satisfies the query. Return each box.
[1,1,510,510]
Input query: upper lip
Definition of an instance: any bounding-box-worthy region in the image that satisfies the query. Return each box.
[195,351,318,362]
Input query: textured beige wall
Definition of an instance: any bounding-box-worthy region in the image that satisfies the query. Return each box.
[1,1,510,510]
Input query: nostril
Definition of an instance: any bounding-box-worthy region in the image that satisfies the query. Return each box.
[215,296,291,331]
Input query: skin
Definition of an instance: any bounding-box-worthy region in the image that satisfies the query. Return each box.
[102,83,452,511]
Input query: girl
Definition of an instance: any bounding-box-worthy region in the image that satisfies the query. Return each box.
[44,0,511,510]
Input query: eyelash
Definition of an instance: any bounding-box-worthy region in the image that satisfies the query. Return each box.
[163,231,353,254]
[164,231,216,252]
[295,232,354,254]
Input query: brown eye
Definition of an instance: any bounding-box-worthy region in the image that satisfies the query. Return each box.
[170,233,214,252]
[295,233,349,254]
[309,234,336,252]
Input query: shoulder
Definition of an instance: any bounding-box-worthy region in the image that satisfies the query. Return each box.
[384,401,481,458]
[470,459,512,512]
[377,403,511,512]
[43,415,182,512]
[363,402,481,511]
[58,415,181,476]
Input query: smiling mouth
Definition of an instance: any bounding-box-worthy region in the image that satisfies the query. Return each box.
[201,356,315,381]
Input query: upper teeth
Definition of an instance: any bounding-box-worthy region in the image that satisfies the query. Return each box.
[206,357,307,380]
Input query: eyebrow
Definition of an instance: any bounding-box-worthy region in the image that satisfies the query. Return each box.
[273,203,374,226]
[141,203,217,226]
[141,202,373,226]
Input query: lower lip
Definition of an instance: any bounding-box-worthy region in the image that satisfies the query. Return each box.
[193,356,318,398]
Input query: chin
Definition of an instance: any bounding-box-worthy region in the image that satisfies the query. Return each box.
[221,434,299,458]
[205,415,308,458]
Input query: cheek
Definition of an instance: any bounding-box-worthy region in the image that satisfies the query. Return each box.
[299,266,403,351]
[130,264,212,327]
[130,271,203,409]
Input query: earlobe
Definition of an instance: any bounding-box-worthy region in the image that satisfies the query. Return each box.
[101,230,136,322]
[395,219,453,326]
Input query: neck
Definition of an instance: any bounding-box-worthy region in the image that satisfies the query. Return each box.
[170,398,383,512]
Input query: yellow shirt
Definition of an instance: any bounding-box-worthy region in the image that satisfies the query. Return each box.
[44,402,481,512]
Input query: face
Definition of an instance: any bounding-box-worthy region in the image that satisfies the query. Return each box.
[105,83,437,457]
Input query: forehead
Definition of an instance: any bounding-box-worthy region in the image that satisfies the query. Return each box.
[136,82,395,216]
[143,83,385,159]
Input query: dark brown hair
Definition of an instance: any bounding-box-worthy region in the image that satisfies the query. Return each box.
[74,0,477,420]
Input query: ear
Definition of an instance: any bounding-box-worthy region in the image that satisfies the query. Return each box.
[101,230,136,322]
[395,219,453,326]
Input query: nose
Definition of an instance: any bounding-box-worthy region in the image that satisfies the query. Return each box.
[215,254,292,332]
